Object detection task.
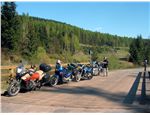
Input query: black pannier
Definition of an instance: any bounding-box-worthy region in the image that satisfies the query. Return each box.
[39,63,52,72]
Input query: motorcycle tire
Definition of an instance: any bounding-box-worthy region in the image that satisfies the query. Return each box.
[74,72,81,82]
[7,80,20,96]
[87,73,93,80]
[92,68,99,76]
[49,75,59,87]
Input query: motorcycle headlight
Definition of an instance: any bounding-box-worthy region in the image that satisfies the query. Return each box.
[16,68,22,74]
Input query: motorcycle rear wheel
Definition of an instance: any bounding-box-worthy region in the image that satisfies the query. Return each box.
[50,75,58,86]
[74,72,81,82]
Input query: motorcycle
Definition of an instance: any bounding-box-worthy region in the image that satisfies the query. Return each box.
[7,66,35,96]
[78,64,94,80]
[50,64,78,86]
[68,63,82,82]
[92,61,100,76]
[7,63,52,96]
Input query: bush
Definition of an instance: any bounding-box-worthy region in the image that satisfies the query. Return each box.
[31,47,51,64]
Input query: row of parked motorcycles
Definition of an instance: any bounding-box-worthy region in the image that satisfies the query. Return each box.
[7,62,103,96]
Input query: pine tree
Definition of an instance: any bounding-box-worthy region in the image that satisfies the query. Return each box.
[129,35,144,65]
[1,2,19,50]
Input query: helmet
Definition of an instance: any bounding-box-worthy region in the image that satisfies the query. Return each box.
[57,60,61,64]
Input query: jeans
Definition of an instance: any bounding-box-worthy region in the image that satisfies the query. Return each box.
[103,68,108,76]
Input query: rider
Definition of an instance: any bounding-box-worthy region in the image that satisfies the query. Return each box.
[55,60,63,72]
[55,60,63,83]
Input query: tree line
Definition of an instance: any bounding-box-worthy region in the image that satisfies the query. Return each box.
[3,2,149,64]
[129,35,150,65]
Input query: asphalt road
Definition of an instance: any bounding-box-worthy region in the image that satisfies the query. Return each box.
[1,68,150,113]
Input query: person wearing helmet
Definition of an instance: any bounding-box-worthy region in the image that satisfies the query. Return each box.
[55,59,63,84]
[55,60,62,70]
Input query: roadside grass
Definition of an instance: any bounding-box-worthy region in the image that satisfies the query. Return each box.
[1,75,10,92]
[72,52,89,63]
[97,48,134,70]
[1,47,135,91]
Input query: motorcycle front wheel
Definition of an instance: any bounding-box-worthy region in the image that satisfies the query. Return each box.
[7,80,20,96]
[87,73,93,80]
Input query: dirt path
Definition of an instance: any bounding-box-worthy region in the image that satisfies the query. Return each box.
[1,68,150,113]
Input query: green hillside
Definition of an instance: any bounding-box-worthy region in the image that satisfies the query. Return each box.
[1,2,135,67]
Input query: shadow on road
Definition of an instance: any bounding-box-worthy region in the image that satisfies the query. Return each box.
[1,70,150,113]
[36,71,150,113]
[38,85,149,112]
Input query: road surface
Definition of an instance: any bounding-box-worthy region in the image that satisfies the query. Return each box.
[1,68,150,113]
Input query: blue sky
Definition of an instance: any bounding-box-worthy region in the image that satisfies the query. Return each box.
[16,2,150,38]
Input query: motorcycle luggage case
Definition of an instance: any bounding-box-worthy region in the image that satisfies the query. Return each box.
[39,63,52,72]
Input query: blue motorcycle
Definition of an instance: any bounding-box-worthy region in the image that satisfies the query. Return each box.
[50,64,75,86]
[78,64,94,80]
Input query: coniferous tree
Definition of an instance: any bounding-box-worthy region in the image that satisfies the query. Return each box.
[129,35,144,65]
[1,2,19,50]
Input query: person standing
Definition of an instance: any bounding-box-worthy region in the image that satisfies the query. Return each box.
[103,57,109,76]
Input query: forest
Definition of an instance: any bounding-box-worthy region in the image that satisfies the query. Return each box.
[1,2,150,66]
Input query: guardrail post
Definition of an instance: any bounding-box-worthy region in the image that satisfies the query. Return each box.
[9,68,15,77]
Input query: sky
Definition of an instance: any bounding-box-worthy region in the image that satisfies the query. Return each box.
[16,2,150,38]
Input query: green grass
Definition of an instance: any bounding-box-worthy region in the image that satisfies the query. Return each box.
[96,47,134,70]
[1,75,10,91]
[72,52,89,63]
[1,81,9,91]
[1,46,135,91]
